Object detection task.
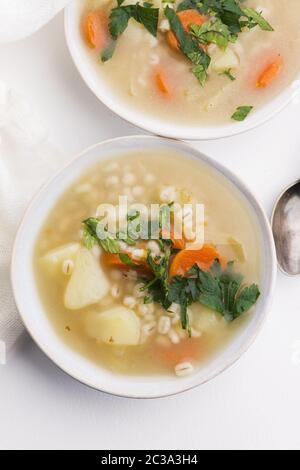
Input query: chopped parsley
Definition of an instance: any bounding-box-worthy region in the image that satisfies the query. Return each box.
[145,258,260,334]
[231,105,253,121]
[165,1,273,91]
[190,18,235,48]
[242,7,274,32]
[164,5,211,86]
[83,217,121,253]
[119,252,139,266]
[221,69,236,81]
[101,41,117,62]
[82,203,260,335]
[82,212,142,253]
[109,3,159,39]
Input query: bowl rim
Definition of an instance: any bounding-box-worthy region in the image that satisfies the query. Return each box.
[11,135,277,398]
[64,0,299,141]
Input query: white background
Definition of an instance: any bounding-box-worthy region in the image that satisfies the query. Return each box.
[1,12,300,450]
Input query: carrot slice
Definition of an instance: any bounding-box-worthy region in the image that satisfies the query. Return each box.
[167,31,179,51]
[169,244,225,277]
[155,69,172,96]
[155,338,201,367]
[102,253,129,269]
[171,237,186,250]
[162,224,186,250]
[167,10,208,51]
[178,10,208,31]
[256,56,283,88]
[83,10,109,49]
[102,252,152,276]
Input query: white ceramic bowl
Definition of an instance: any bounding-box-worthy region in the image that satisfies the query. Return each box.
[65,0,299,141]
[11,136,276,398]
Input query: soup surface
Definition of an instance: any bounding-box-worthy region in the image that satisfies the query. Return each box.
[34,150,261,377]
[81,0,300,125]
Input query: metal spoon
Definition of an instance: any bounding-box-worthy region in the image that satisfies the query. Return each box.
[272,180,300,276]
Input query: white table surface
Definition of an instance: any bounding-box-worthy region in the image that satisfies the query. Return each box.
[1,12,300,451]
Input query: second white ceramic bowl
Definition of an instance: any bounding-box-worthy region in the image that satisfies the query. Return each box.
[11,136,276,398]
[65,0,299,140]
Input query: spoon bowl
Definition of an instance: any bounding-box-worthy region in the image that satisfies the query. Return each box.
[272,180,300,276]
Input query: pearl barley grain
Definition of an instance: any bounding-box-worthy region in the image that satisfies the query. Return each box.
[132,186,144,198]
[137,303,148,317]
[175,362,194,377]
[159,19,170,32]
[168,329,180,344]
[123,296,137,309]
[158,316,171,335]
[145,173,155,185]
[111,285,121,299]
[122,172,135,186]
[147,240,160,256]
[105,175,119,188]
[132,249,146,261]
[62,260,74,275]
[168,303,181,316]
[160,186,177,203]
[138,303,154,317]
[142,321,157,336]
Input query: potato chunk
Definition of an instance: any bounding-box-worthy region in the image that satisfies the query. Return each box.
[211,48,239,73]
[85,307,141,346]
[192,306,226,334]
[227,236,247,263]
[64,248,109,310]
[41,243,80,275]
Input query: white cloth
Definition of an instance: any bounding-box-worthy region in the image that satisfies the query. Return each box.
[0,0,71,43]
[0,83,63,350]
[0,1,72,350]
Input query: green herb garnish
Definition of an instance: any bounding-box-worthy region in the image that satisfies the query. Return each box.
[101,41,117,62]
[164,5,211,86]
[190,18,234,48]
[222,69,236,81]
[231,105,253,121]
[82,206,261,336]
[83,227,96,250]
[82,211,144,252]
[242,8,274,32]
[103,0,274,100]
[83,218,120,253]
[109,3,159,39]
[146,259,260,332]
[119,253,138,266]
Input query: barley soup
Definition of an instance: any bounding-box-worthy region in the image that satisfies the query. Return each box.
[81,0,300,125]
[34,150,261,377]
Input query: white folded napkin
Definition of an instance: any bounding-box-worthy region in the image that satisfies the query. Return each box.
[0,83,64,350]
[0,1,73,352]
[0,0,71,43]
